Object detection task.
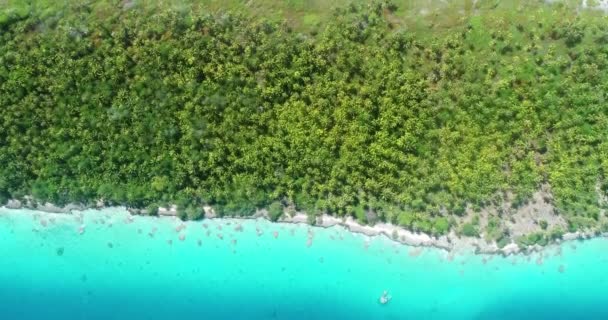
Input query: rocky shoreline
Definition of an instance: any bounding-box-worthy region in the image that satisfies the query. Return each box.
[3,198,606,256]
[277,212,606,256]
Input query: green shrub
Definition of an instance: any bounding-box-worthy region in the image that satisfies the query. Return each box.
[414,218,433,234]
[307,211,317,225]
[548,227,563,240]
[268,201,283,222]
[432,217,450,235]
[146,203,159,216]
[185,205,204,220]
[496,236,511,249]
[294,192,315,213]
[177,207,188,220]
[222,200,256,217]
[397,212,416,228]
[485,216,504,241]
[0,191,9,205]
[471,214,480,225]
[452,203,466,216]
[460,223,479,237]
[567,216,596,232]
[352,205,367,224]
[516,232,548,247]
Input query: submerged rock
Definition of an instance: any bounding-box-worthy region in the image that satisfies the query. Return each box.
[175,224,186,232]
[56,247,64,256]
[536,256,544,266]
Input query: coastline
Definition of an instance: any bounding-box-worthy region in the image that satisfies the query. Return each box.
[3,198,606,256]
[270,211,605,256]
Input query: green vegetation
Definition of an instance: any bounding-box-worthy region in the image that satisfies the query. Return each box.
[485,216,508,242]
[268,201,284,222]
[516,232,549,247]
[432,217,450,236]
[460,223,479,238]
[496,236,511,249]
[1,0,608,239]
[549,227,565,240]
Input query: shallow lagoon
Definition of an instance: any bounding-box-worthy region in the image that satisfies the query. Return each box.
[0,207,607,320]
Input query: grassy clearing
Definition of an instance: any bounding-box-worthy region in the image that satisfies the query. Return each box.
[2,0,602,35]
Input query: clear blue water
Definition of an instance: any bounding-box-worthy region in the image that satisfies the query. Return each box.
[1,207,607,320]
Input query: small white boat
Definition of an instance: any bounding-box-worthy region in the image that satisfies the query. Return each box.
[379,290,392,305]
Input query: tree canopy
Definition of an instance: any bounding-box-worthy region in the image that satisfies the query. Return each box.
[1,0,608,239]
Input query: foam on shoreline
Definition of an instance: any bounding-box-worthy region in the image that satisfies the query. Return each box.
[3,199,605,255]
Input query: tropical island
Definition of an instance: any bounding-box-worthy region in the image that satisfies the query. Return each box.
[1,0,608,253]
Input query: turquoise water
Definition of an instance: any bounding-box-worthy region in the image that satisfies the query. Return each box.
[0,207,607,320]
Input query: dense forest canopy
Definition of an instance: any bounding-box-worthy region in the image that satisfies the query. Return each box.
[1,0,608,243]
